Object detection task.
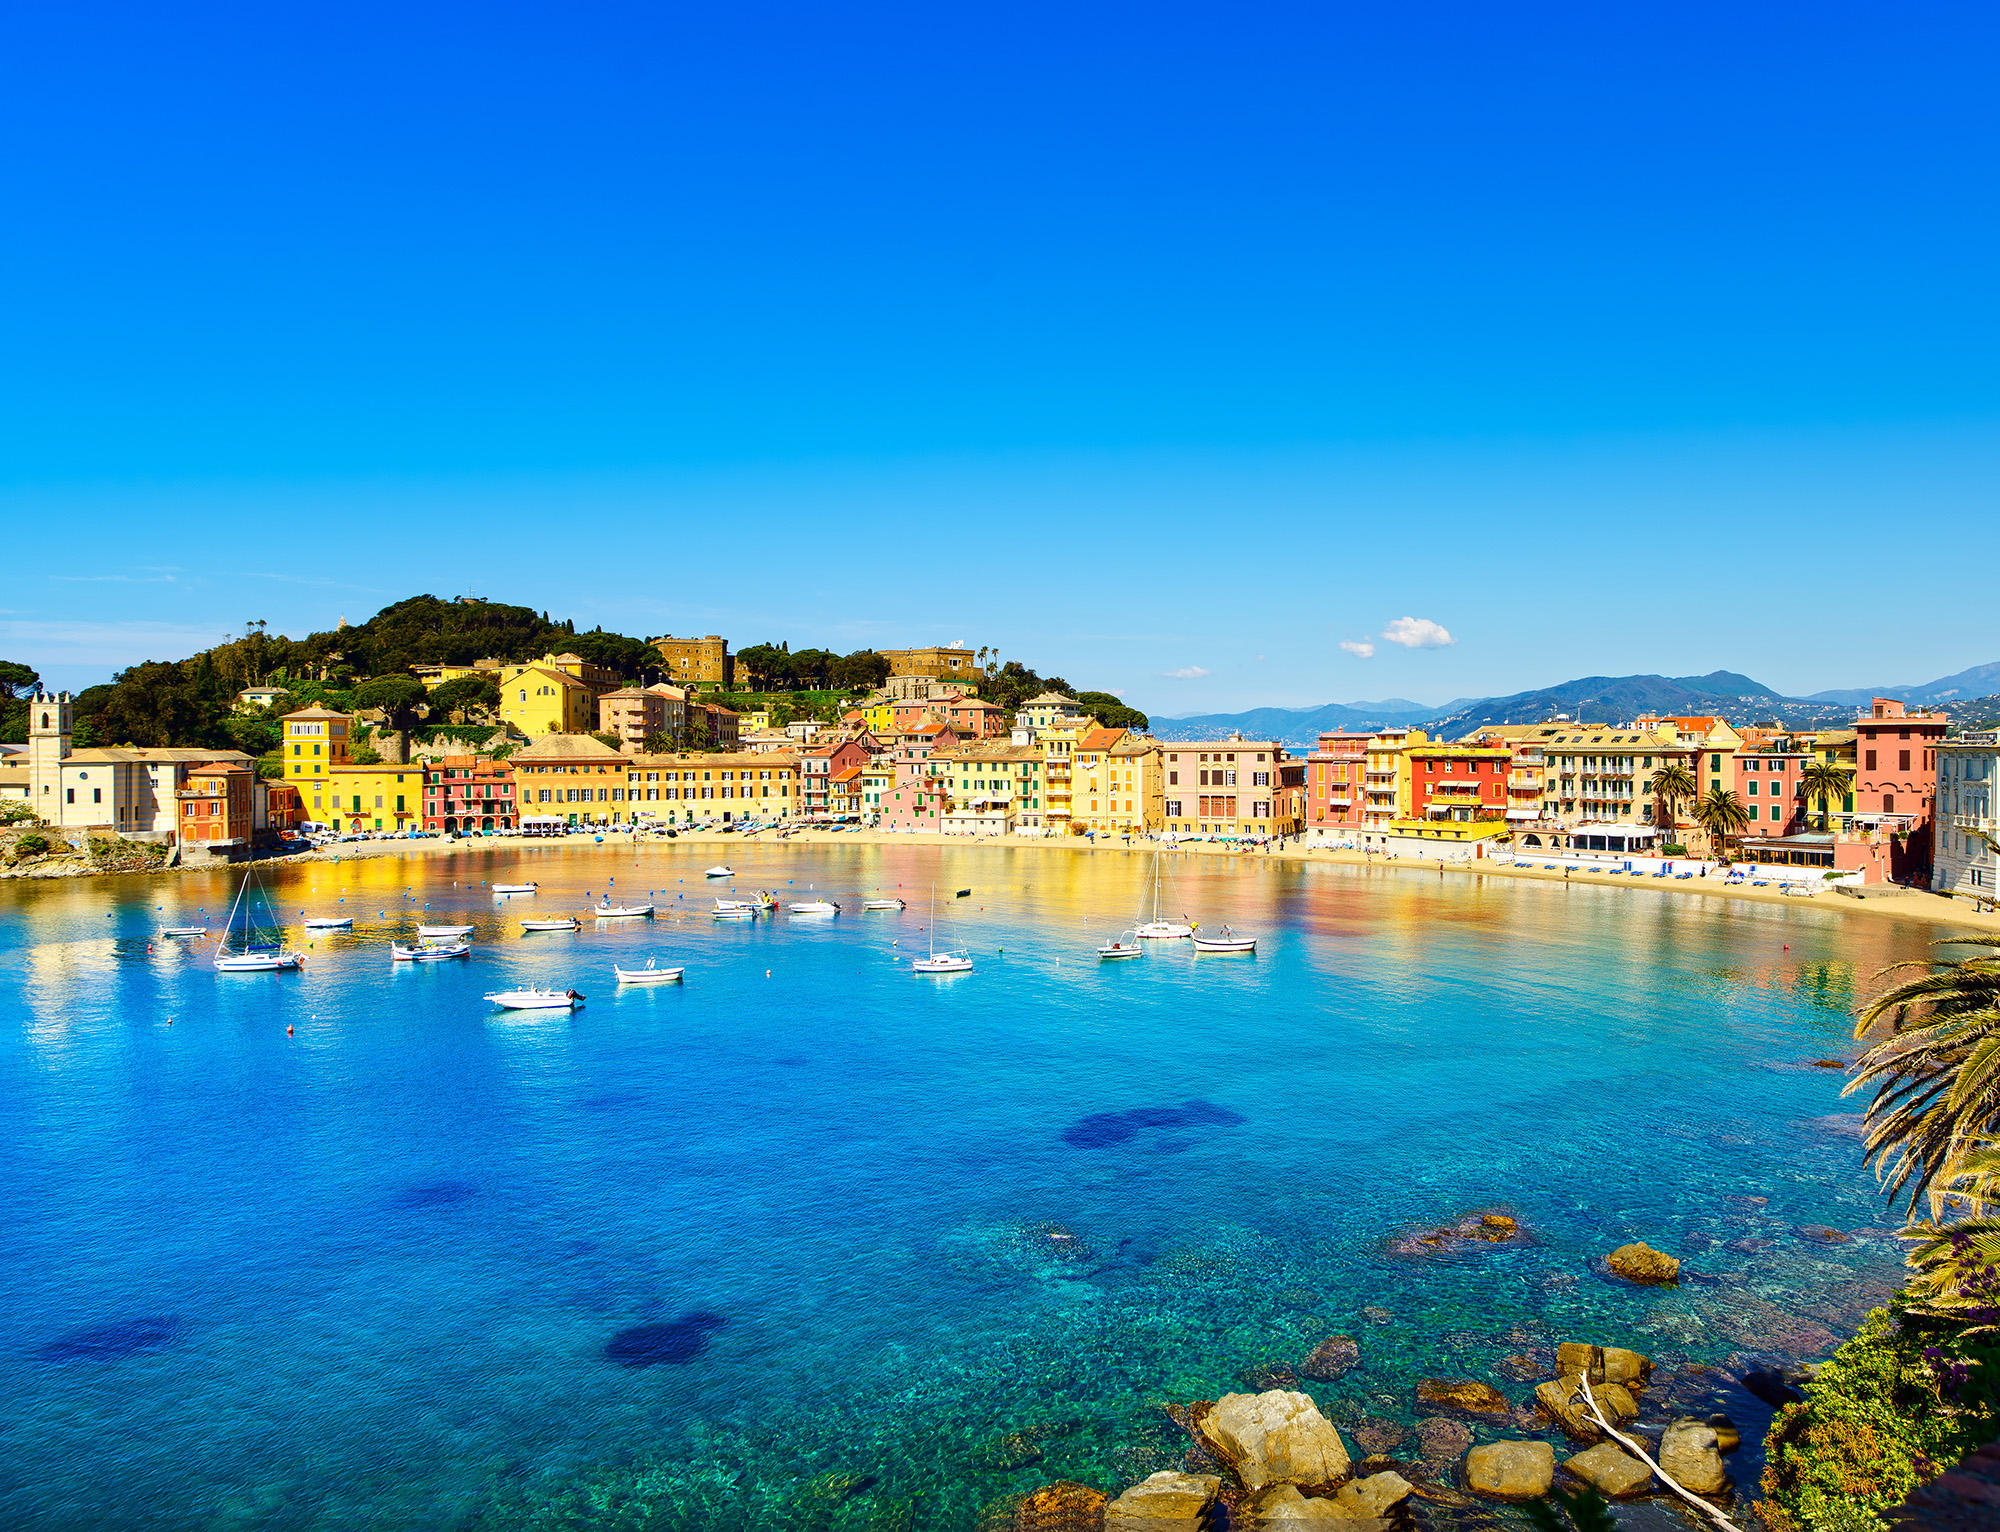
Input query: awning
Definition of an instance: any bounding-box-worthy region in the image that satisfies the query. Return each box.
[1505,809,1541,821]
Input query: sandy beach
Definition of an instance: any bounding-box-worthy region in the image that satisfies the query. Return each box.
[289,824,2000,937]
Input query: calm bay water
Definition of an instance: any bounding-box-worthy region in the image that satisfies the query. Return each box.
[0,844,1935,1528]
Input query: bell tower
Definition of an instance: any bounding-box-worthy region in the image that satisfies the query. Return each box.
[28,690,72,820]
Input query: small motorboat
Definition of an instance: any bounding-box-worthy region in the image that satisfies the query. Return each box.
[492,883,539,895]
[392,940,470,961]
[417,923,474,938]
[788,900,839,915]
[703,865,734,878]
[1135,920,1194,940]
[912,952,973,974]
[1193,925,1257,954]
[521,917,580,933]
[1097,936,1143,960]
[862,897,906,911]
[713,897,760,914]
[303,916,353,931]
[593,902,655,918]
[161,926,208,938]
[711,905,755,921]
[485,987,583,1010]
[615,959,684,984]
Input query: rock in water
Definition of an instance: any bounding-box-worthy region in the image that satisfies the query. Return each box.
[1196,1390,1351,1492]
[1416,1417,1473,1464]
[1605,1242,1680,1284]
[1464,1441,1555,1501]
[1658,1419,1727,1495]
[1534,1376,1638,1440]
[1298,1333,1360,1380]
[1334,1471,1414,1518]
[1014,1481,1107,1530]
[1563,1442,1655,1499]
[1796,1224,1851,1245]
[1238,1483,1350,1522]
[1103,1472,1219,1530]
[1415,1378,1511,1416]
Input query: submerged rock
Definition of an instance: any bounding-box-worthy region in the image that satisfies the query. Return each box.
[1554,1343,1651,1387]
[1349,1417,1407,1455]
[1197,1390,1351,1492]
[1796,1224,1852,1245]
[1239,1483,1349,1523]
[1563,1441,1654,1499]
[603,1311,726,1367]
[1464,1440,1555,1501]
[33,1315,182,1362]
[1415,1417,1473,1465]
[1415,1378,1510,1416]
[1103,1471,1219,1530]
[1298,1334,1359,1381]
[1062,1100,1246,1148]
[1605,1243,1681,1284]
[1658,1419,1727,1495]
[1361,1306,1394,1325]
[1014,1481,1107,1529]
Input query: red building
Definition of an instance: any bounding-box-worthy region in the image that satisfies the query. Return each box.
[1305,730,1369,837]
[424,756,516,832]
[1733,750,1809,839]
[1853,697,1949,880]
[1406,742,1511,826]
[177,762,256,850]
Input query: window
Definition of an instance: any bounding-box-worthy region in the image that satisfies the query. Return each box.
[1865,750,1877,771]
[1899,750,1911,772]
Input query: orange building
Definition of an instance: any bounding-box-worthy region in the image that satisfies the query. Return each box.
[178,762,256,850]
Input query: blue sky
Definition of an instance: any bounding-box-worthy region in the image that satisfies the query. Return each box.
[4,4,1996,712]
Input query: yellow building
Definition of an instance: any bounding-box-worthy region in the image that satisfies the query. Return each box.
[933,740,1046,831]
[626,751,799,824]
[282,706,353,795]
[652,635,733,690]
[1359,727,1426,827]
[511,734,631,825]
[1072,728,1165,836]
[312,763,425,835]
[410,660,500,691]
[879,646,978,683]
[500,664,596,736]
[859,698,896,734]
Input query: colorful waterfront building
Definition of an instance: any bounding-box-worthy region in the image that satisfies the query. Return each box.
[510,734,630,826]
[176,763,256,853]
[1071,729,1162,836]
[597,687,667,749]
[627,752,798,823]
[423,756,516,832]
[317,763,426,835]
[1158,736,1301,837]
[1304,730,1369,837]
[1360,727,1424,827]
[934,738,1046,834]
[1934,730,1999,904]
[500,663,595,736]
[1732,749,1809,839]
[1404,741,1512,827]
[797,736,872,819]
[1017,691,1092,732]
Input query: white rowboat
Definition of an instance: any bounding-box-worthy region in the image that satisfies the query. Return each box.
[1192,926,1257,953]
[492,883,538,895]
[615,960,684,984]
[521,917,580,932]
[788,900,839,914]
[303,917,353,930]
[392,940,470,961]
[162,926,208,938]
[594,903,655,918]
[417,923,474,938]
[862,898,906,911]
[485,988,583,1010]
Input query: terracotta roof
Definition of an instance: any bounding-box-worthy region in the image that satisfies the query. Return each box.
[629,752,798,769]
[282,706,350,721]
[1079,727,1126,751]
[510,733,629,762]
[830,765,863,783]
[1109,735,1159,757]
[597,687,651,700]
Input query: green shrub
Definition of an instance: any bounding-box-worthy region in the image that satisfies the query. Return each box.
[1660,842,1689,857]
[1761,1306,2000,1530]
[13,831,50,858]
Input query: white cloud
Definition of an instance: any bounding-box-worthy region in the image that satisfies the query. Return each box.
[1163,666,1210,679]
[1380,616,1455,649]
[1340,639,1376,658]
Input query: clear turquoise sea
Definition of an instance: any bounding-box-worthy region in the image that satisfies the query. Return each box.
[0,844,1938,1529]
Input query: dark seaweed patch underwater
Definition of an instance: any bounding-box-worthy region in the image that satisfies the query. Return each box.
[1061,1098,1246,1148]
[604,1312,728,1367]
[34,1317,182,1363]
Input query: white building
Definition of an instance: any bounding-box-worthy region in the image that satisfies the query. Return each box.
[24,691,254,834]
[1934,730,1999,904]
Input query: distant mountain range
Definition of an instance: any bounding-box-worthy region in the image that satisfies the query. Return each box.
[1153,663,2000,746]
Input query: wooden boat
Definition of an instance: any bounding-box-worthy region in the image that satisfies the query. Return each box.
[417,923,474,938]
[485,987,583,1010]
[1192,924,1256,953]
[303,916,354,930]
[614,959,684,984]
[520,917,580,933]
[593,902,655,918]
[392,940,470,961]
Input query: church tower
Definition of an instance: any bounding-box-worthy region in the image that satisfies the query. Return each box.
[27,690,72,821]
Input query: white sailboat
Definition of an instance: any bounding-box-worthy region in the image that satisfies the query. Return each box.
[911,883,972,974]
[1134,851,1193,939]
[213,867,304,972]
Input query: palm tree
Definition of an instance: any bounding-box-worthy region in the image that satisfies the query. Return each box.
[1648,762,1697,837]
[1691,787,1749,862]
[1844,937,2000,1215]
[1890,1139,2000,1329]
[1800,761,1853,831]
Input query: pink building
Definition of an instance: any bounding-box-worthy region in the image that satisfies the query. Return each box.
[879,775,948,830]
[1305,731,1369,836]
[1733,750,1808,840]
[1853,697,1949,881]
